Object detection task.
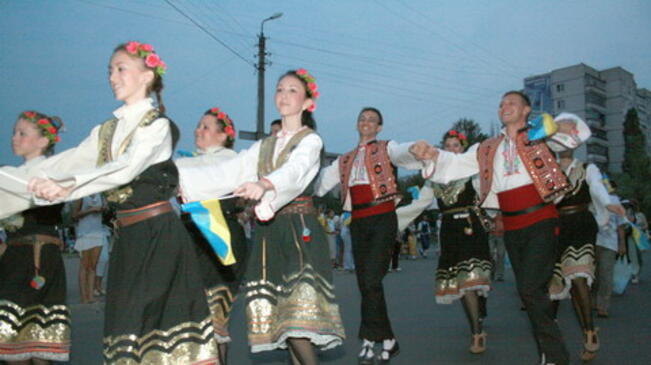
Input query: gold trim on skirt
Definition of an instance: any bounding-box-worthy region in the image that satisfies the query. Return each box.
[0,300,70,361]
[102,317,218,365]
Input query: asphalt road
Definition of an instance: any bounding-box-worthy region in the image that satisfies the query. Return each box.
[57,250,650,365]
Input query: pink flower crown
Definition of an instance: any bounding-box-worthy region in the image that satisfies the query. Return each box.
[21,111,63,144]
[295,68,319,112]
[446,129,468,147]
[206,107,236,141]
[124,41,167,77]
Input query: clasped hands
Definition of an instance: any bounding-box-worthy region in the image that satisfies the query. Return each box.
[27,177,74,202]
[409,140,439,161]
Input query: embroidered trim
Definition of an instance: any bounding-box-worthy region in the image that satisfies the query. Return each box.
[96,109,161,203]
[431,177,470,206]
[258,128,314,177]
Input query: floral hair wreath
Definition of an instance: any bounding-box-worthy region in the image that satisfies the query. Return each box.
[206,107,236,141]
[125,41,167,77]
[446,129,468,147]
[21,111,63,144]
[295,68,319,112]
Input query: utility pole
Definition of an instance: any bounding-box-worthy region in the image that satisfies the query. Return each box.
[240,12,283,141]
[255,30,267,140]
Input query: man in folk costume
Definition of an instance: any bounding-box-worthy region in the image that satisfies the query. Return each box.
[423,91,591,365]
[316,107,430,364]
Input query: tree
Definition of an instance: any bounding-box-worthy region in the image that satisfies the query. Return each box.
[616,108,651,218]
[439,118,489,147]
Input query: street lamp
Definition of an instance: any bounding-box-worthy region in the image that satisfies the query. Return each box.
[260,12,283,36]
[255,12,283,139]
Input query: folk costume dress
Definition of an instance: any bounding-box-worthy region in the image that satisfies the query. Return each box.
[548,160,611,299]
[432,178,491,303]
[424,113,591,365]
[396,178,492,304]
[0,157,70,362]
[178,127,345,353]
[176,146,249,344]
[0,98,219,364]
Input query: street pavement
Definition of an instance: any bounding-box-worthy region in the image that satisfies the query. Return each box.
[59,250,650,365]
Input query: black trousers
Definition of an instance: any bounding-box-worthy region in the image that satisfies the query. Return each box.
[504,218,569,365]
[350,210,396,341]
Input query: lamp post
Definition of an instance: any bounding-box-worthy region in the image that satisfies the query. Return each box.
[255,12,283,139]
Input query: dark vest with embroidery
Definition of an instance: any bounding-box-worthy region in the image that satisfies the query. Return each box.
[338,140,400,205]
[96,109,180,209]
[257,128,321,196]
[476,132,570,206]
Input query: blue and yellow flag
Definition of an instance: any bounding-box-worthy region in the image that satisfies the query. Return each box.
[181,199,235,265]
[629,221,650,251]
[528,113,557,141]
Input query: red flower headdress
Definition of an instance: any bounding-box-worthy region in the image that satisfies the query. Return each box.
[446,129,468,147]
[124,41,167,77]
[295,68,319,112]
[20,111,63,144]
[206,107,236,142]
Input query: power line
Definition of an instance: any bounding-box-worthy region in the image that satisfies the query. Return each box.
[190,0,254,52]
[271,39,510,97]
[373,0,518,79]
[394,0,524,73]
[73,0,190,25]
[272,54,503,102]
[164,0,255,68]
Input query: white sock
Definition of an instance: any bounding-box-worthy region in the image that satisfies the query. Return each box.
[383,338,395,350]
[360,339,374,358]
[380,339,396,360]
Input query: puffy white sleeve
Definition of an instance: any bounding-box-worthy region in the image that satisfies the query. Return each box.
[315,157,340,197]
[257,133,323,220]
[396,181,437,232]
[178,142,261,201]
[546,113,591,151]
[424,143,480,184]
[40,117,173,201]
[0,118,173,216]
[387,140,423,170]
[586,163,611,226]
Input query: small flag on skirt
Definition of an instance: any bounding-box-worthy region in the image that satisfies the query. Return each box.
[182,198,235,265]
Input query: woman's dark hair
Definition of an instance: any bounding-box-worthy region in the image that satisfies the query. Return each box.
[441,130,468,151]
[203,109,235,149]
[359,107,384,126]
[279,70,316,130]
[113,43,166,114]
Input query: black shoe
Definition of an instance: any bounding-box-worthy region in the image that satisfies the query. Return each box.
[377,341,400,364]
[358,343,375,365]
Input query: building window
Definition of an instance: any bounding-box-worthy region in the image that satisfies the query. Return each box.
[556,99,565,109]
[586,91,606,107]
[587,143,608,157]
[556,83,565,92]
[590,126,608,141]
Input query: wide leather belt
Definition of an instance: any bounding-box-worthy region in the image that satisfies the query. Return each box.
[277,197,316,216]
[558,203,590,216]
[116,201,172,228]
[8,234,63,247]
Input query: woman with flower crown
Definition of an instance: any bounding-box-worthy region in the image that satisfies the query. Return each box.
[397,129,492,355]
[0,111,69,364]
[2,41,219,364]
[175,108,248,365]
[177,69,345,365]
